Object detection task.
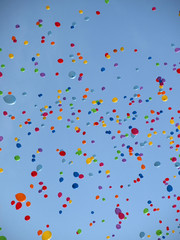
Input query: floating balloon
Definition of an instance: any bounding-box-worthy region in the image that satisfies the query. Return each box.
[3,95,16,105]
[68,71,76,79]
[36,164,43,172]
[131,128,139,135]
[139,232,145,238]
[115,208,122,215]
[112,97,118,103]
[0,236,7,240]
[15,193,26,202]
[15,202,22,210]
[42,231,52,240]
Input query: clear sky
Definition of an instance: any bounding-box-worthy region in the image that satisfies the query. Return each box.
[0,0,180,240]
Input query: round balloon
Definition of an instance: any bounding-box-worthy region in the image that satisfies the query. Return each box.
[0,237,7,240]
[42,231,52,240]
[3,95,16,105]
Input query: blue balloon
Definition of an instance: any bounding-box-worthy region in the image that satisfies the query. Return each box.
[59,177,64,183]
[68,71,76,79]
[16,143,21,148]
[167,185,173,192]
[72,183,79,189]
[3,95,16,105]
[139,232,145,238]
[73,172,79,177]
[36,164,43,172]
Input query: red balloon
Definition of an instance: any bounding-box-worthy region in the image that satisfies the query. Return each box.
[59,150,66,156]
[118,212,125,219]
[15,202,22,210]
[131,128,139,135]
[55,22,61,27]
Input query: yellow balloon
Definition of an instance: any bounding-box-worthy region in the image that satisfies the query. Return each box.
[170,119,174,124]
[24,41,29,45]
[9,53,14,59]
[162,95,168,102]
[86,157,92,164]
[42,231,52,240]
[112,97,118,103]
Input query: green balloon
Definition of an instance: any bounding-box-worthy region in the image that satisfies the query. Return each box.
[0,91,3,96]
[0,236,7,240]
[21,67,25,72]
[105,0,109,3]
[156,230,162,236]
[77,229,82,234]
[143,208,149,214]
[14,155,20,161]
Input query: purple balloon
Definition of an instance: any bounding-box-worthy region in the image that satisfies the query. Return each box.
[175,48,180,53]
[0,136,3,142]
[116,224,121,229]
[115,208,121,215]
[40,72,45,77]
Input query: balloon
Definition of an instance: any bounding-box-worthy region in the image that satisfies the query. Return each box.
[3,95,16,105]
[42,231,52,240]
[15,202,22,210]
[0,236,7,240]
[15,193,26,202]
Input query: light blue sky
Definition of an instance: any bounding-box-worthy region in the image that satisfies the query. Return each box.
[0,0,180,239]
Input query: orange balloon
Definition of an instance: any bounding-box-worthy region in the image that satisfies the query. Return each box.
[15,193,26,202]
[141,164,146,170]
[37,230,43,236]
[26,201,31,207]
[96,195,100,200]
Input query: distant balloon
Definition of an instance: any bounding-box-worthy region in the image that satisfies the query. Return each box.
[36,164,43,172]
[3,95,16,105]
[15,193,26,202]
[15,202,22,210]
[115,208,122,215]
[0,236,7,240]
[42,231,52,240]
[131,128,139,135]
[118,212,125,219]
